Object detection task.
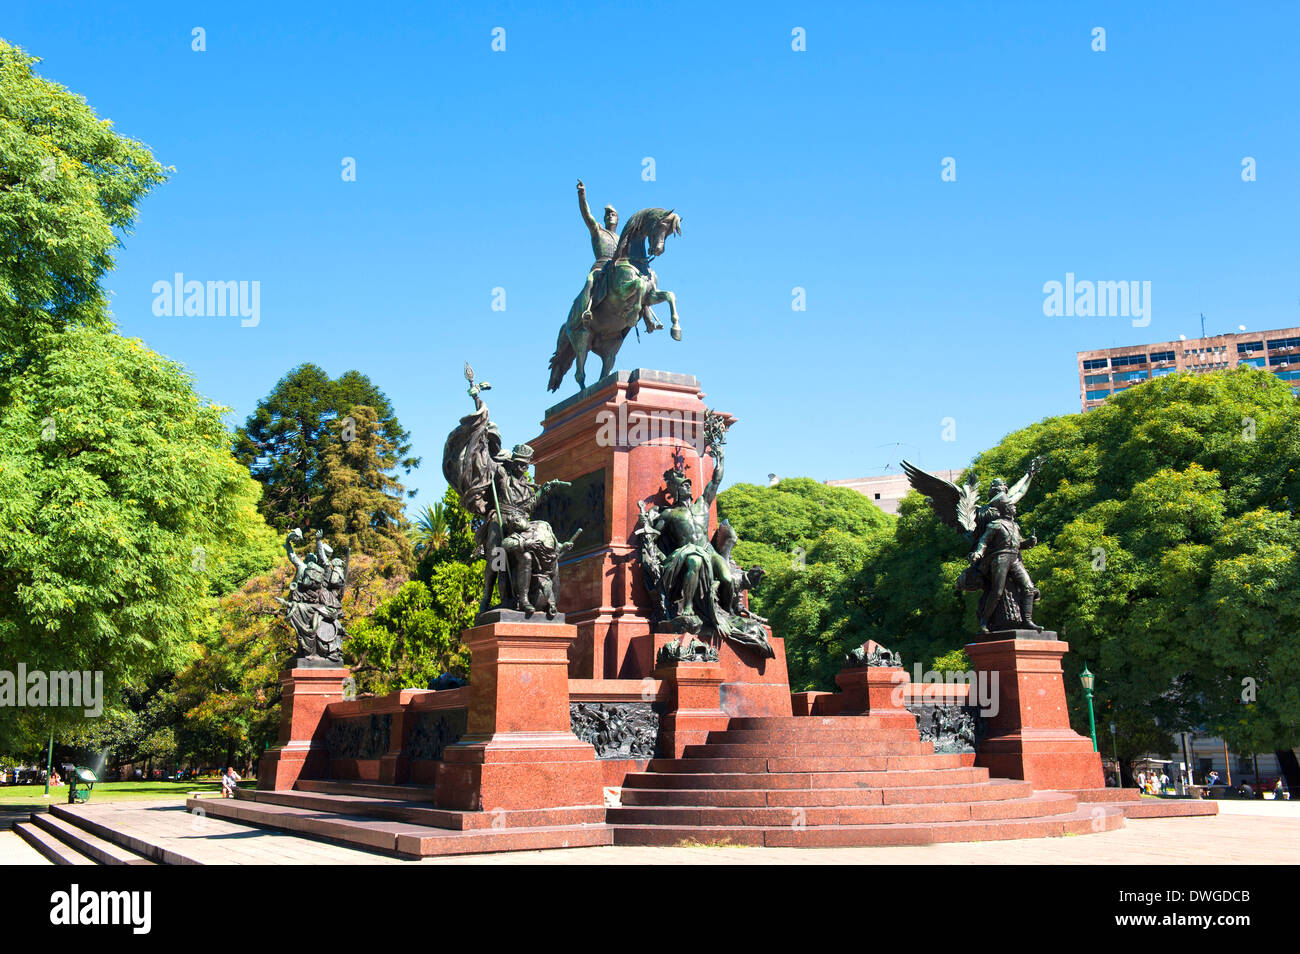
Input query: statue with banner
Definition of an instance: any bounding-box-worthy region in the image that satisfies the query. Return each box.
[443,364,581,620]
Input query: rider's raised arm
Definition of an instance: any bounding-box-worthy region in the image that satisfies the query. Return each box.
[577,180,598,235]
[703,445,725,505]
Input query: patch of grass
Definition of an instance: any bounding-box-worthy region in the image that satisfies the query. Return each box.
[675,837,743,848]
[0,780,232,806]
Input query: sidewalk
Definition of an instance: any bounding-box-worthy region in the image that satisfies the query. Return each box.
[2,799,1296,865]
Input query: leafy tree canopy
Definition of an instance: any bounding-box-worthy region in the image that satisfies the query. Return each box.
[0,39,167,375]
[234,364,418,533]
[717,478,894,690]
[0,327,280,750]
[860,368,1300,757]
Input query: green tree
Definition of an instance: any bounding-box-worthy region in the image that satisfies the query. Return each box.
[717,477,894,602]
[346,568,478,697]
[0,39,168,377]
[0,328,280,751]
[316,404,413,572]
[858,368,1300,777]
[234,364,418,532]
[409,501,450,556]
[415,487,479,585]
[716,478,894,690]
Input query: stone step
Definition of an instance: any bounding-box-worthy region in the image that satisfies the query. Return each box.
[188,797,611,858]
[30,811,155,865]
[241,788,605,830]
[645,755,969,775]
[612,804,1126,848]
[682,741,936,759]
[1107,799,1220,819]
[609,792,1078,827]
[728,716,909,731]
[15,820,96,865]
[49,804,198,865]
[705,727,920,744]
[621,778,1035,807]
[624,766,990,790]
[293,779,438,802]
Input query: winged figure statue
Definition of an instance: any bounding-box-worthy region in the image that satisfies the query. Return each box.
[901,456,1046,634]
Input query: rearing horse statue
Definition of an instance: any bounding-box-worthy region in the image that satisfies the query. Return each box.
[547,207,683,393]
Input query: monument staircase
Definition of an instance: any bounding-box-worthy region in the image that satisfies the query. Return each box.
[608,714,1127,847]
[194,781,611,858]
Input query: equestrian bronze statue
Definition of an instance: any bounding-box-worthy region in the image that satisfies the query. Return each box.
[547,179,683,393]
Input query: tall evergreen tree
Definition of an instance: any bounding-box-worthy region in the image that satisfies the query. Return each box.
[315,404,413,571]
[234,364,418,532]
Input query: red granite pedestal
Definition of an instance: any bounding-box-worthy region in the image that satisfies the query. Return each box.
[966,634,1104,790]
[432,618,604,815]
[653,630,793,718]
[655,660,729,759]
[834,665,918,730]
[258,667,349,791]
[529,369,733,680]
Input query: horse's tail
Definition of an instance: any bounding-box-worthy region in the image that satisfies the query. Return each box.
[547,322,575,392]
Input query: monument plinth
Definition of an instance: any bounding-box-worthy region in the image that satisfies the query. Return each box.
[529,369,728,679]
[432,619,604,812]
[966,634,1104,790]
[258,667,348,791]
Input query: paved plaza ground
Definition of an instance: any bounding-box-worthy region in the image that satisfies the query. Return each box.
[1,797,1295,865]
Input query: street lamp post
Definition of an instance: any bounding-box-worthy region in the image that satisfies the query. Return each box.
[1080,664,1098,752]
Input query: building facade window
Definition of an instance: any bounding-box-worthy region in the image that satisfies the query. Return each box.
[1085,388,1111,401]
[1240,356,1266,368]
[1237,340,1264,354]
[1082,358,1109,370]
[1148,350,1175,363]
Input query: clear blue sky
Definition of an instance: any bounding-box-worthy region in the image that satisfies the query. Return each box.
[8,1,1299,509]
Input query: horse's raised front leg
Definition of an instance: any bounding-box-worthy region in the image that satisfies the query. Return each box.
[646,289,680,341]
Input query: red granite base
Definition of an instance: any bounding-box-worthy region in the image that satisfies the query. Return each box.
[966,636,1105,791]
[975,731,1105,790]
[430,619,605,814]
[653,630,792,718]
[258,667,348,791]
[433,735,605,812]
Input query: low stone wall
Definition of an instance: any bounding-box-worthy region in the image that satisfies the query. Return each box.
[568,679,666,788]
[323,686,470,785]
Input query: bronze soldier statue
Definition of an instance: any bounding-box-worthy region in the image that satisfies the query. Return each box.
[278,528,350,665]
[443,365,580,619]
[968,496,1041,633]
[636,412,772,657]
[575,179,619,328]
[902,456,1046,634]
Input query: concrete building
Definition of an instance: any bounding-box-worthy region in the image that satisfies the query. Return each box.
[826,469,964,516]
[1077,325,1300,411]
